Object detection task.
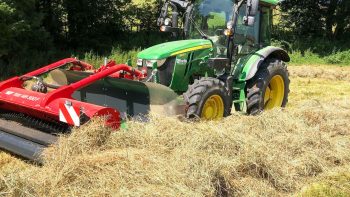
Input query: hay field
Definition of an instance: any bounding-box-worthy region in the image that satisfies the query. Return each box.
[0,65,349,196]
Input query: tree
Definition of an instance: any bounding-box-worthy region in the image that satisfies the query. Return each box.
[280,0,324,38]
[63,0,132,51]
[36,0,65,43]
[129,1,161,32]
[0,0,52,74]
[333,0,350,39]
[280,0,350,40]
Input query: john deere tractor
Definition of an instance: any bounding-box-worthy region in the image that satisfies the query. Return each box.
[136,0,290,119]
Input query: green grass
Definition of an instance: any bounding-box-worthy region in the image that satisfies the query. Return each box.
[289,50,326,65]
[301,171,350,197]
[272,38,350,66]
[324,50,350,65]
[289,50,350,66]
[77,48,140,68]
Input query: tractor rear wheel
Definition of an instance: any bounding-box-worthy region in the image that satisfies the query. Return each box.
[246,59,290,115]
[184,78,231,120]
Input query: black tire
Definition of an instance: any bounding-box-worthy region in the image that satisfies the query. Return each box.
[246,58,290,115]
[183,77,231,119]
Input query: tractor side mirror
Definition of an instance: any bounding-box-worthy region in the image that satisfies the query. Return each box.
[243,0,259,26]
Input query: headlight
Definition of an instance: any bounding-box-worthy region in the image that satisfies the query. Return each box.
[145,59,167,68]
[164,18,172,26]
[137,59,143,66]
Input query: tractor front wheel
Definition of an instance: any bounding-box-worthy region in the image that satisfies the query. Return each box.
[184,78,231,120]
[246,59,290,115]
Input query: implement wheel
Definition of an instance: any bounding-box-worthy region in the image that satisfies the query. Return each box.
[184,78,231,120]
[246,58,290,115]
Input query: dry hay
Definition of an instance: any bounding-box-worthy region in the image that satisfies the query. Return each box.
[0,65,349,197]
[289,64,350,82]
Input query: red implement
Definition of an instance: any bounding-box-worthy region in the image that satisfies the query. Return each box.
[0,58,145,129]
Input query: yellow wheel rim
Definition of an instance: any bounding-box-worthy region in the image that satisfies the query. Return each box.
[201,95,224,120]
[264,75,285,110]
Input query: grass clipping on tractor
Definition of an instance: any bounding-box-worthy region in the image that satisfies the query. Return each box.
[0,66,350,196]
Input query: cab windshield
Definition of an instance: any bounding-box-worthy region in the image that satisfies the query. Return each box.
[190,0,234,38]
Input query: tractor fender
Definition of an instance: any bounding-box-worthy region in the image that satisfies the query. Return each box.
[239,46,290,81]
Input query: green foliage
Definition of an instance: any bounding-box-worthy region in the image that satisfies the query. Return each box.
[0,0,53,76]
[0,2,14,57]
[276,0,350,66]
[280,0,323,38]
[280,0,350,39]
[0,0,51,56]
[126,1,161,32]
[0,0,167,77]
[288,49,350,66]
[272,38,350,66]
[63,0,132,51]
[288,51,326,65]
[324,50,350,65]
[36,0,66,43]
[79,48,140,68]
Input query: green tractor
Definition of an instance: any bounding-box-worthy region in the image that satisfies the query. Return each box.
[136,0,290,119]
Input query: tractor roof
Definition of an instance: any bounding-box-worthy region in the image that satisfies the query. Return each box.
[261,0,279,6]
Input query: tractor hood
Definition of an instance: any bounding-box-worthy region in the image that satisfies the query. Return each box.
[261,0,279,6]
[137,39,212,60]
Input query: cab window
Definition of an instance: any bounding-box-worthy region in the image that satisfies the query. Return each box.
[191,0,233,37]
[234,5,260,54]
[260,6,272,46]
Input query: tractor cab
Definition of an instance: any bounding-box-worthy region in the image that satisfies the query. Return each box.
[158,0,275,60]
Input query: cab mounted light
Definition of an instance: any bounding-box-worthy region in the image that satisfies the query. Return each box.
[164,18,172,26]
[160,26,168,32]
[224,20,234,36]
[224,29,233,36]
[160,25,180,33]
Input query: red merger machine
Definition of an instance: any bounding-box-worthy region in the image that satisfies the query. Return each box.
[0,58,183,160]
